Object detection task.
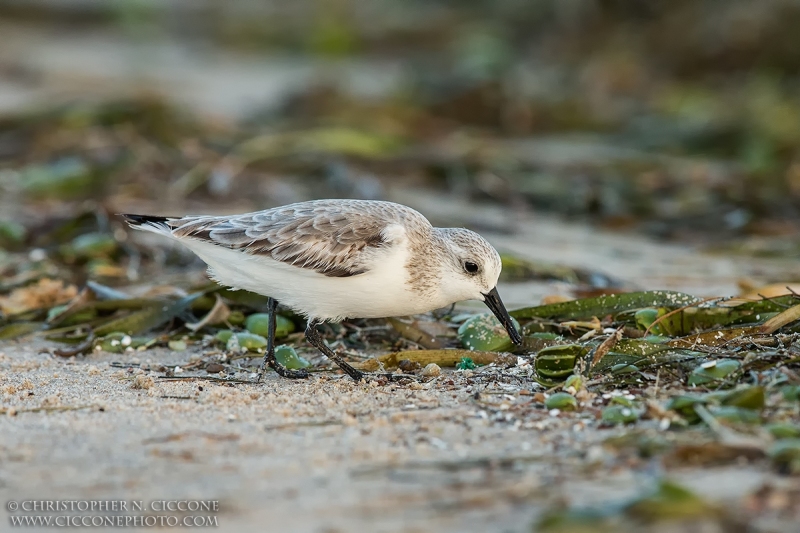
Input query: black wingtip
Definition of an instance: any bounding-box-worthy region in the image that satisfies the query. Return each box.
[120,213,171,226]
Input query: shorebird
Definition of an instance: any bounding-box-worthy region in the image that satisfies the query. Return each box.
[122,199,522,381]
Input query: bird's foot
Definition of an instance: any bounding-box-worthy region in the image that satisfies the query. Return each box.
[338,363,364,382]
[270,362,310,379]
[360,372,423,383]
[258,356,309,381]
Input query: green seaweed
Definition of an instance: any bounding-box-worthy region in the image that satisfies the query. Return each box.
[93,294,201,336]
[511,291,702,321]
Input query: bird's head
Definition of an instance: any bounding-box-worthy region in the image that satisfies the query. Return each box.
[436,228,522,346]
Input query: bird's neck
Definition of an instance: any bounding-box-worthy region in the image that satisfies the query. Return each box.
[403,228,452,303]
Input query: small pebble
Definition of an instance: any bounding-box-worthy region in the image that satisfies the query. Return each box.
[206,363,225,374]
[421,363,441,378]
[399,359,422,372]
[131,374,154,390]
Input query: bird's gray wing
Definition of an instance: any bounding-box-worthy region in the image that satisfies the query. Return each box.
[168,201,424,277]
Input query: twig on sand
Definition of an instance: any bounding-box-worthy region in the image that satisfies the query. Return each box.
[1,404,99,415]
[264,419,344,431]
[351,454,545,477]
[158,375,256,384]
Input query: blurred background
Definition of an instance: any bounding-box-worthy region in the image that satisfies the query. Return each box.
[4,6,800,530]
[2,0,800,301]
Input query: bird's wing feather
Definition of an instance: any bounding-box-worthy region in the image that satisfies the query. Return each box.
[167,200,427,277]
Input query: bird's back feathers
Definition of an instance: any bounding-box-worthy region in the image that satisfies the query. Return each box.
[121,199,430,278]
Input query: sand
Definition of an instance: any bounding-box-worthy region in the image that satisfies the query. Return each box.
[0,336,793,533]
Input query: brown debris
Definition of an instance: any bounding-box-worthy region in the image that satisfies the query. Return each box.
[0,278,77,314]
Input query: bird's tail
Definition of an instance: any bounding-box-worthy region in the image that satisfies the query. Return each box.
[120,214,176,235]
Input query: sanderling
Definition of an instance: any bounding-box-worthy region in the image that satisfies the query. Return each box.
[122,199,521,381]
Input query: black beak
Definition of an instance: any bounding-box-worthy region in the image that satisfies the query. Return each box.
[482,287,522,346]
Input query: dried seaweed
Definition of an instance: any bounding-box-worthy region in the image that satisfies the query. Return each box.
[356,349,515,371]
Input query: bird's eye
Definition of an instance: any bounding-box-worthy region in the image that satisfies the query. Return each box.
[464,261,479,274]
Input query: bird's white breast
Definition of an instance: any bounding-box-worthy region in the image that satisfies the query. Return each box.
[181,238,440,321]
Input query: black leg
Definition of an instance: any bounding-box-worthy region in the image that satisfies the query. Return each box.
[257,298,308,381]
[305,321,364,382]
